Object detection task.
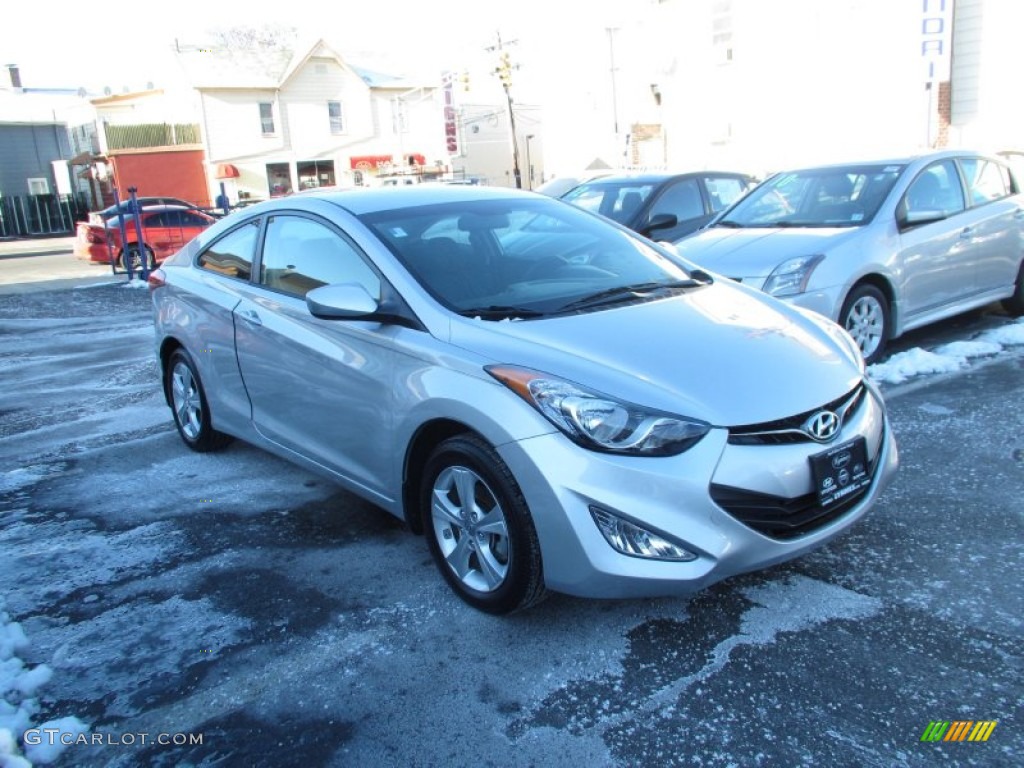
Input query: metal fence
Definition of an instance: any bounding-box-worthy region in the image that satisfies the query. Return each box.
[0,194,85,237]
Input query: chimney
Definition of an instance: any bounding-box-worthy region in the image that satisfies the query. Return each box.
[7,64,22,88]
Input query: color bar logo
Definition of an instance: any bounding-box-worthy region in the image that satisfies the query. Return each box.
[921,720,997,742]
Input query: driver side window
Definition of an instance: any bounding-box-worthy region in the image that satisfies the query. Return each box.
[649,179,703,222]
[260,215,380,299]
[903,161,965,218]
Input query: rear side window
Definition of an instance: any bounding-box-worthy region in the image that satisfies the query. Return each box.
[959,158,1012,205]
[181,212,211,228]
[260,215,380,299]
[197,221,258,281]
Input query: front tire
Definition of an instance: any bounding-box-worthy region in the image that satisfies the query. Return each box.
[166,348,232,453]
[421,434,547,614]
[841,284,890,365]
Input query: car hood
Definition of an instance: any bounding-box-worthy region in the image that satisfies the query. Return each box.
[448,281,862,426]
[675,226,862,279]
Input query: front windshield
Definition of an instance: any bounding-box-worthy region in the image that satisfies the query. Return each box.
[718,164,904,228]
[561,181,656,224]
[360,196,702,318]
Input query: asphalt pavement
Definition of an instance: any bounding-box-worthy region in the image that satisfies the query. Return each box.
[0,261,1020,767]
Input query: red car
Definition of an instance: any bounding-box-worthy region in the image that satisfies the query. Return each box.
[74,205,216,269]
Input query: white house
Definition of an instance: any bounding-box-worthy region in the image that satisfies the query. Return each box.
[175,39,450,203]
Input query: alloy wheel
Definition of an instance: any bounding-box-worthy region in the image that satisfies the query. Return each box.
[845,294,885,360]
[430,466,510,592]
[171,360,203,440]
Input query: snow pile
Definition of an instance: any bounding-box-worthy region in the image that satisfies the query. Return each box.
[0,601,87,767]
[868,318,1024,385]
[868,347,966,385]
[978,320,1024,346]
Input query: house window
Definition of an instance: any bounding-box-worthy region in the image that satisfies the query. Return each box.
[328,101,343,134]
[297,160,336,191]
[266,163,292,197]
[259,102,276,135]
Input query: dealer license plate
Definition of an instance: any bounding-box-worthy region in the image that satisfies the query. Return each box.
[810,437,870,508]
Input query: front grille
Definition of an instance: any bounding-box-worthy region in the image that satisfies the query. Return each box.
[710,445,880,540]
[728,383,866,446]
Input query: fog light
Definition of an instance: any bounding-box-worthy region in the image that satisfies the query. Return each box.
[589,507,697,562]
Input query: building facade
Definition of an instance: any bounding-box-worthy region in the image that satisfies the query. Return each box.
[176,39,450,203]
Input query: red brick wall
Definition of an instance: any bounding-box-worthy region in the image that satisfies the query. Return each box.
[108,150,210,207]
[934,81,951,148]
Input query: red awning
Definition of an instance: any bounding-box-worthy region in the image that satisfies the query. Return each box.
[350,154,393,170]
[215,163,240,179]
[407,153,426,166]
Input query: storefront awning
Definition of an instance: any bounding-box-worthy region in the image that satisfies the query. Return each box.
[215,163,240,179]
[350,154,394,170]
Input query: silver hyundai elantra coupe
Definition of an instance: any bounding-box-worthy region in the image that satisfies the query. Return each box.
[149,185,898,614]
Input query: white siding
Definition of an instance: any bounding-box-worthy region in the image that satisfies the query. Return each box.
[200,89,284,161]
[280,57,375,155]
[950,0,983,126]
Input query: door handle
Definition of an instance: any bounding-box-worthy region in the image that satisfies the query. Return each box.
[237,308,262,326]
[959,227,974,239]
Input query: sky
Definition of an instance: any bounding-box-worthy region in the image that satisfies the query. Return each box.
[2,0,632,96]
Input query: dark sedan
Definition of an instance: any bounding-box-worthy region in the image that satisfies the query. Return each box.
[561,171,757,241]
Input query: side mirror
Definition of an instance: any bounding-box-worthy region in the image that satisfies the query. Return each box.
[641,212,678,237]
[306,283,379,319]
[898,208,946,229]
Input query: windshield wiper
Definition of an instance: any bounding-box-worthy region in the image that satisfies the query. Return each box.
[714,219,744,228]
[456,305,545,320]
[556,279,704,313]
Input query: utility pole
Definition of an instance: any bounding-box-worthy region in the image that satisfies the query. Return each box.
[490,32,522,189]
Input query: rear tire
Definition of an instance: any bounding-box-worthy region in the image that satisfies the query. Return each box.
[840,284,890,365]
[119,245,154,273]
[166,348,232,453]
[1001,261,1024,316]
[421,434,547,614]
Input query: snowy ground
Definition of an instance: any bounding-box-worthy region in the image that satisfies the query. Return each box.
[1,281,1021,767]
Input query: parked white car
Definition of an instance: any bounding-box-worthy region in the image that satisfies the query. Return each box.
[674,150,1024,363]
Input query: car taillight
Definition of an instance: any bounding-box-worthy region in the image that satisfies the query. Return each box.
[86,226,106,244]
[148,269,167,290]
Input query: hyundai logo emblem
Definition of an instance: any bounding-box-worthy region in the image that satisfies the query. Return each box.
[805,410,841,442]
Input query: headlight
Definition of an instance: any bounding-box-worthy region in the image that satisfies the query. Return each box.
[486,365,710,456]
[763,254,824,297]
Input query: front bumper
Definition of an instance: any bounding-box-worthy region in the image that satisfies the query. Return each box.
[497,385,897,599]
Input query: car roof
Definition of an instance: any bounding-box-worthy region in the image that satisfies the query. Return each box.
[767,149,1001,175]
[142,204,208,212]
[570,171,753,185]
[274,183,532,216]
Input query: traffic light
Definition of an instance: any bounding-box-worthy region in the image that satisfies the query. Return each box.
[498,52,513,87]
[458,71,470,92]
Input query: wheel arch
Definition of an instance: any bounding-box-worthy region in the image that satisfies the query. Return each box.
[845,273,900,337]
[158,337,184,406]
[401,418,480,534]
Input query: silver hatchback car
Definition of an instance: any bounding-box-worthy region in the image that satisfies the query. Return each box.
[150,185,898,613]
[674,150,1024,363]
